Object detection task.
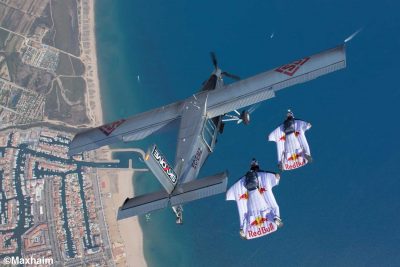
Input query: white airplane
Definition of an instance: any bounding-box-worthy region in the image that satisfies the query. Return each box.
[69,43,347,223]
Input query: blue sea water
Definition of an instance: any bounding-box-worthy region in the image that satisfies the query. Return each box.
[95,1,400,266]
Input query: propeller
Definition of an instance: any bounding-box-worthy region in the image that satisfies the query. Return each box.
[210,52,240,80]
[222,71,240,81]
[210,52,218,69]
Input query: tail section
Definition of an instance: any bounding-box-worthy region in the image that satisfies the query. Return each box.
[117,191,170,220]
[117,171,228,221]
[170,171,228,206]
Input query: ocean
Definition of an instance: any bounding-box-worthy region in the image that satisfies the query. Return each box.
[95,1,400,266]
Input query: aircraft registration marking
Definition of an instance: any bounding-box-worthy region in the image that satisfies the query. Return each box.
[191,147,203,169]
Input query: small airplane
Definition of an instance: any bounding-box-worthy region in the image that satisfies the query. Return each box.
[69,43,347,223]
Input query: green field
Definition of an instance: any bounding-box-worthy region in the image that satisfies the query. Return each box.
[0,29,9,50]
[59,76,85,103]
[70,56,85,76]
[45,80,71,120]
[51,0,80,56]
[56,53,74,76]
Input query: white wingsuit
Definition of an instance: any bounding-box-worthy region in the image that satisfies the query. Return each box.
[226,171,281,240]
[269,116,312,171]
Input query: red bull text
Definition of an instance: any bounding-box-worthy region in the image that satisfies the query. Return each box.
[284,160,306,170]
[247,223,275,238]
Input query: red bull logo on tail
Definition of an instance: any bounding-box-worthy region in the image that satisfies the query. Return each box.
[151,146,177,184]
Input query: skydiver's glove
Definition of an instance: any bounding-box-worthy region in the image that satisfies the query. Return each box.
[274,217,284,228]
[304,154,313,163]
[239,229,246,239]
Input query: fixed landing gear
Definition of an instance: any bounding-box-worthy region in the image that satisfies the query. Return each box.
[172,205,183,225]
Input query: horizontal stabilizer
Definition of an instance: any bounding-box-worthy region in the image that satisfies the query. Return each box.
[117,190,169,220]
[170,171,228,206]
[117,171,228,220]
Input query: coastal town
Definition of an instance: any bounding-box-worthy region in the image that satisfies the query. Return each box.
[0,0,146,266]
[0,128,114,265]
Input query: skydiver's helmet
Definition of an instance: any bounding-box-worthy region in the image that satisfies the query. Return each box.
[284,109,295,134]
[250,158,259,172]
[286,109,294,119]
[244,171,259,191]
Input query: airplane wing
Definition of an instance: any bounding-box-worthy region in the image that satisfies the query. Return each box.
[206,45,346,118]
[68,102,183,155]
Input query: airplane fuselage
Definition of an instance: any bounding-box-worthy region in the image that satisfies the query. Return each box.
[172,70,224,187]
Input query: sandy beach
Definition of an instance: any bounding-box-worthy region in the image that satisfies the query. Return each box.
[80,1,147,266]
[80,0,103,127]
[98,164,147,267]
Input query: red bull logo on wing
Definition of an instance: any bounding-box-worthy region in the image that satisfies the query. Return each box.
[151,146,177,184]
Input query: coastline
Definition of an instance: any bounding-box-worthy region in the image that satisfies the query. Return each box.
[80,0,103,127]
[81,1,146,266]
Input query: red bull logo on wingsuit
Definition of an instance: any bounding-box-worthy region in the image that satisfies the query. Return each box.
[248,222,275,238]
[279,131,300,141]
[251,216,267,227]
[151,146,177,183]
[258,187,266,194]
[288,153,300,161]
[285,160,305,170]
[239,192,248,200]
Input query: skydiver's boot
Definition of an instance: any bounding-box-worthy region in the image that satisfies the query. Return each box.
[304,154,313,163]
[274,216,283,228]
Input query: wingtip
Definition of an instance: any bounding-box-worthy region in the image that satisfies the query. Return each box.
[344,28,363,44]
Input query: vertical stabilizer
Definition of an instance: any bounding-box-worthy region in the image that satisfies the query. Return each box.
[144,145,178,194]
